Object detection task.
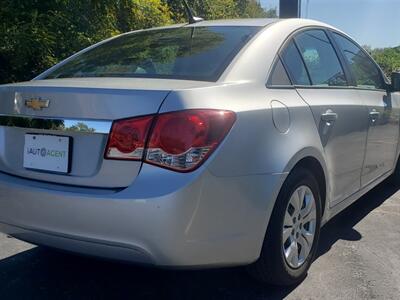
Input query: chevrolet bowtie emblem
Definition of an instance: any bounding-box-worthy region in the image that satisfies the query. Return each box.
[25,98,50,110]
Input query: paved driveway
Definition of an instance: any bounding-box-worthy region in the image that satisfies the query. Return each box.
[0,181,399,299]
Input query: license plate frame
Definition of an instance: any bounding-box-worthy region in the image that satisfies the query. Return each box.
[23,133,72,174]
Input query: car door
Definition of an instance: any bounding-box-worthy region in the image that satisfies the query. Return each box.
[332,32,400,186]
[280,29,369,206]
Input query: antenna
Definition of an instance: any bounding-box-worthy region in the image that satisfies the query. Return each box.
[182,0,204,24]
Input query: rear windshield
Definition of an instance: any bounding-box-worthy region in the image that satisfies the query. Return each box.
[45,26,261,82]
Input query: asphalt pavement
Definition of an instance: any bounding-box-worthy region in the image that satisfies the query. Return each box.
[0,181,399,299]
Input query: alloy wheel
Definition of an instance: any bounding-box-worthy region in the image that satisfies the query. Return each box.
[282,185,317,269]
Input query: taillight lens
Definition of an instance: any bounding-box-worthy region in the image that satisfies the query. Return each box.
[146,110,235,171]
[105,110,236,172]
[105,115,154,160]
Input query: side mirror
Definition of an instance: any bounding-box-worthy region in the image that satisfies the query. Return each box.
[391,72,400,92]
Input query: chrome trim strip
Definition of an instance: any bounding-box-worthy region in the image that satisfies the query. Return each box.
[0,114,112,134]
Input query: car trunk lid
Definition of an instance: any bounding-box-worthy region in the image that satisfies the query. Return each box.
[0,78,211,188]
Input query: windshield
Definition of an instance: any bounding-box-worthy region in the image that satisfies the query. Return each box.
[45,26,261,82]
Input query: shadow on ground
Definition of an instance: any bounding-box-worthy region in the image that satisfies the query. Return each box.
[0,181,398,300]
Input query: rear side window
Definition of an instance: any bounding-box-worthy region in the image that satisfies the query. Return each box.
[267,58,291,86]
[280,40,311,85]
[294,30,347,87]
[332,33,385,90]
[45,26,261,82]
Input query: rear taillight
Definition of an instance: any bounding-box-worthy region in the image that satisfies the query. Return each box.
[145,110,236,171]
[105,110,236,172]
[105,115,154,160]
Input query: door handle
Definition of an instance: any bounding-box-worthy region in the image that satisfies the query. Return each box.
[321,110,338,122]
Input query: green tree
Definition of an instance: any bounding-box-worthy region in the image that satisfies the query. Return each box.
[68,122,96,132]
[165,0,276,21]
[368,46,400,78]
[0,0,172,84]
[236,0,277,18]
[0,0,277,84]
[165,0,238,20]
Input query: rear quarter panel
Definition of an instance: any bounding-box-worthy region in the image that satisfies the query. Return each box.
[160,83,329,218]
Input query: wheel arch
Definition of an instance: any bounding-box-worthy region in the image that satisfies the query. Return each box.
[281,147,329,221]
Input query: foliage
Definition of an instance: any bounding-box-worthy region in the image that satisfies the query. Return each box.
[368,46,400,78]
[68,122,96,132]
[0,0,171,83]
[0,0,275,84]
[46,27,226,79]
[1,0,397,86]
[236,0,277,18]
[165,0,276,21]
[0,115,64,130]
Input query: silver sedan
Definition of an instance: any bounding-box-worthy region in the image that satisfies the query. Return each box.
[0,18,399,286]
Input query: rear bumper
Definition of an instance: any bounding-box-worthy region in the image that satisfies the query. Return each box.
[0,222,155,264]
[0,164,284,267]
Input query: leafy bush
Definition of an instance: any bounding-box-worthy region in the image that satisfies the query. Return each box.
[0,0,172,83]
[369,46,400,78]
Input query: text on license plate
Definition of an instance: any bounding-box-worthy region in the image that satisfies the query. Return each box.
[23,134,70,173]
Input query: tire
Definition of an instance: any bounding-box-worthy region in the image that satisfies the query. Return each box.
[247,167,322,286]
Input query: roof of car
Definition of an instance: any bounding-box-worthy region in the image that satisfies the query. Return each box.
[183,18,342,32]
[185,18,280,27]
